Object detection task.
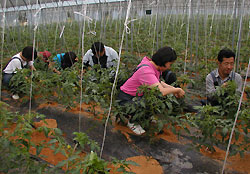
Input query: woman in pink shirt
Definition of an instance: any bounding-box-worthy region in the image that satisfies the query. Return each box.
[117,46,185,135]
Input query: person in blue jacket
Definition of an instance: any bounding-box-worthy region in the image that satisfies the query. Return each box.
[51,52,78,73]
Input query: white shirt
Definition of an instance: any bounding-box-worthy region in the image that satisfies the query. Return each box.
[83,46,119,68]
[3,53,34,74]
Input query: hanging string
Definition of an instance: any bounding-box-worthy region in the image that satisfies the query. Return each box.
[28,2,40,116]
[235,0,245,72]
[59,25,65,38]
[78,5,87,132]
[99,0,132,159]
[0,0,7,100]
[226,1,235,43]
[209,0,217,37]
[204,0,209,101]
[53,0,62,51]
[221,58,250,174]
[184,0,191,74]
[222,0,247,173]
[152,0,160,54]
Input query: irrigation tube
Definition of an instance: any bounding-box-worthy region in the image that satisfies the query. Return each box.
[221,58,250,174]
[100,0,132,159]
[0,0,7,100]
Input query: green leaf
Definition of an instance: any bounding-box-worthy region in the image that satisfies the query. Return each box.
[166,102,172,111]
[54,128,62,136]
[43,126,49,137]
[36,145,43,155]
[242,126,248,135]
[234,131,240,141]
[222,127,228,137]
[239,151,244,158]
[56,160,68,168]
[48,139,58,144]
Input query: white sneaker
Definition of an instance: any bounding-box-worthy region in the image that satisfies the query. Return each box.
[12,94,20,100]
[127,121,145,135]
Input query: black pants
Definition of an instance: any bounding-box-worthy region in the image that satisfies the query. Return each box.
[2,73,14,87]
[201,97,219,106]
[117,90,149,123]
[117,90,135,106]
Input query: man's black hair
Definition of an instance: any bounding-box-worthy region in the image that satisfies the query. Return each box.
[217,48,235,62]
[22,46,37,61]
[91,42,104,56]
[152,46,177,67]
[162,70,177,85]
[61,52,77,70]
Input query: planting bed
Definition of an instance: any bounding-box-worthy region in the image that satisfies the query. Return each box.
[1,89,249,174]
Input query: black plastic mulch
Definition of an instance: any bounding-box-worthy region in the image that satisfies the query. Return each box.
[1,90,241,174]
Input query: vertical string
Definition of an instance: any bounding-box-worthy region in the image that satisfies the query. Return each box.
[99,0,132,159]
[235,0,245,72]
[0,0,7,100]
[78,4,87,133]
[184,0,191,74]
[221,58,250,174]
[209,0,217,37]
[28,1,40,115]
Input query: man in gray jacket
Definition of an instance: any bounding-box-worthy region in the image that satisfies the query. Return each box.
[205,48,242,105]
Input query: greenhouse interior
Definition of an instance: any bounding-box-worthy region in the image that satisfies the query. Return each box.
[0,0,250,173]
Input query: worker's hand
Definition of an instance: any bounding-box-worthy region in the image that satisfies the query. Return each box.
[53,68,61,75]
[174,88,185,98]
[30,65,36,71]
[42,58,50,63]
[222,82,228,88]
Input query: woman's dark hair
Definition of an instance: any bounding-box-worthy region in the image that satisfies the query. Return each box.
[22,46,37,61]
[152,46,177,67]
[61,52,77,70]
[217,48,235,62]
[91,42,104,56]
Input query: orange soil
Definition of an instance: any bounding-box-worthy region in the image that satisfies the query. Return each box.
[11,101,250,173]
[77,103,250,174]
[3,119,68,169]
[3,119,162,173]
[200,146,250,174]
[125,156,163,174]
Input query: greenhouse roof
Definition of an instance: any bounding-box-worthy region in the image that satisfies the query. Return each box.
[0,0,125,12]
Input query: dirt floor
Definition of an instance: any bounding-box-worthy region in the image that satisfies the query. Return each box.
[1,90,250,174]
